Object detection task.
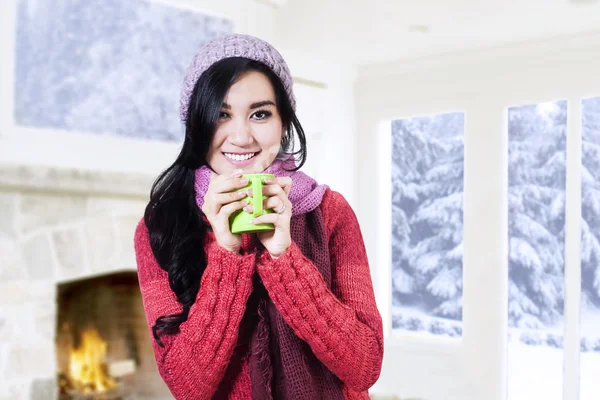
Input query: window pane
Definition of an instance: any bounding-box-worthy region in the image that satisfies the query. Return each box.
[507,101,567,400]
[581,96,600,400]
[391,112,464,338]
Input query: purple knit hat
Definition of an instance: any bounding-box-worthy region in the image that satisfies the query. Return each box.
[179,33,296,123]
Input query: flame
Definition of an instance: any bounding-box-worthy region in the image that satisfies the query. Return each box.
[68,327,116,394]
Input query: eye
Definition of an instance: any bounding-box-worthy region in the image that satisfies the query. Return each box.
[219,111,230,119]
[252,110,272,120]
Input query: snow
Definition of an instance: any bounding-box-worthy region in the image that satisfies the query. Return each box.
[508,341,564,400]
[391,112,464,332]
[392,305,462,338]
[580,308,600,400]
[580,351,600,400]
[508,337,600,400]
[426,267,461,298]
[508,101,567,330]
[581,307,600,341]
[14,0,233,141]
[389,84,600,397]
[509,237,542,271]
[392,267,415,294]
[506,97,600,398]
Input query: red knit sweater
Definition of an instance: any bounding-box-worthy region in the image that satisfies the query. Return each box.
[134,189,383,399]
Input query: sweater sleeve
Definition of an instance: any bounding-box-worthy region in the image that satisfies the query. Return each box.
[134,220,255,400]
[256,189,384,391]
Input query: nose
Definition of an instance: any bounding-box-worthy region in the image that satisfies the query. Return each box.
[227,118,254,147]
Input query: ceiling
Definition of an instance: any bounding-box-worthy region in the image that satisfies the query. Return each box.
[272,0,600,66]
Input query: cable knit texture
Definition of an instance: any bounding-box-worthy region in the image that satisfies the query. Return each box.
[179,33,296,122]
[134,189,383,399]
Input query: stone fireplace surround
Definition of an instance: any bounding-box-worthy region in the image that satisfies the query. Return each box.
[0,163,170,400]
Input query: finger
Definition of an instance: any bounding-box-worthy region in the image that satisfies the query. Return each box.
[203,187,247,217]
[264,196,285,212]
[214,189,249,206]
[211,176,249,194]
[211,198,248,236]
[243,196,284,214]
[245,186,288,215]
[255,184,285,197]
[264,176,292,195]
[209,168,244,186]
[218,199,249,219]
[264,186,291,213]
[252,212,289,227]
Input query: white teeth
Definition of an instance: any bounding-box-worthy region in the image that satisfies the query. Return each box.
[225,153,256,161]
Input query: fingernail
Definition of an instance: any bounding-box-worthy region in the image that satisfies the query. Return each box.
[238,190,247,197]
[241,200,249,206]
[240,178,249,185]
[247,189,253,196]
[251,219,257,224]
[232,169,243,177]
[264,178,273,184]
[244,205,252,212]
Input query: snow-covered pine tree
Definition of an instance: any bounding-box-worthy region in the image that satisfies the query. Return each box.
[508,101,567,330]
[391,112,464,325]
[582,97,600,312]
[391,118,436,301]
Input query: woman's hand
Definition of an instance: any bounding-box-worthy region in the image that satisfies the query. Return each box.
[201,170,250,254]
[247,177,293,258]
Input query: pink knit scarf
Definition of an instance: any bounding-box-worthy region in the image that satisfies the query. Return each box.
[194,155,328,215]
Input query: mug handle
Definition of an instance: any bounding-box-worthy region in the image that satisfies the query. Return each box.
[251,177,263,216]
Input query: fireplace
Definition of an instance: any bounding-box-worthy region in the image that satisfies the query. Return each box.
[0,164,172,399]
[56,271,167,399]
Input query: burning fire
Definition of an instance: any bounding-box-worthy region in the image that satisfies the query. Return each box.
[68,327,116,394]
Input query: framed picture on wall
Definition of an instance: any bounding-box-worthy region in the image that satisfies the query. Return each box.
[14,0,233,142]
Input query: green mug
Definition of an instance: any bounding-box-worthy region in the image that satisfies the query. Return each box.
[229,173,275,234]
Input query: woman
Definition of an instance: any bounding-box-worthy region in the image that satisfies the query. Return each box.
[134,33,383,399]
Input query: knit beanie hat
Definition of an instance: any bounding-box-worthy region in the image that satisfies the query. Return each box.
[179,33,296,123]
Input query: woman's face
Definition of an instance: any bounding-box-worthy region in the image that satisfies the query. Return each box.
[206,70,284,175]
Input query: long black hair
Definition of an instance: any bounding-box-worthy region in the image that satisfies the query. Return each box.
[144,57,307,346]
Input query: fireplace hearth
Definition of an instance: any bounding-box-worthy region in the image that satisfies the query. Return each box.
[0,164,172,399]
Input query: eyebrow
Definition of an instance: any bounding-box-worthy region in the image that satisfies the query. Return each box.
[221,100,276,109]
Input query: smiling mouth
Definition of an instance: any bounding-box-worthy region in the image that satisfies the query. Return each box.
[223,152,259,161]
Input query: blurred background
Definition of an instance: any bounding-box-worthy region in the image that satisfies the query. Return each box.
[1,0,600,399]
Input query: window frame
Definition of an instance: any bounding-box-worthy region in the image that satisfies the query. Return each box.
[359,35,600,399]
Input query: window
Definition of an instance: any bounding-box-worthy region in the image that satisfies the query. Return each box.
[507,100,567,399]
[391,112,464,337]
[580,96,600,400]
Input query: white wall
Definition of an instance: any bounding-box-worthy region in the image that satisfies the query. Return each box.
[0,0,358,205]
[355,33,600,400]
[280,48,358,204]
